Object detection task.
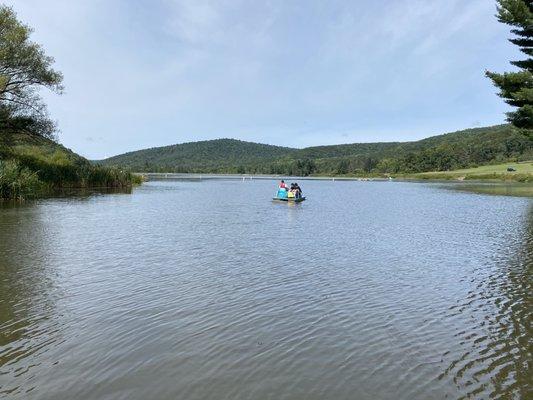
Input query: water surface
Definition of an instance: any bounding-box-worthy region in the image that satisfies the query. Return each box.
[0,180,531,399]
[445,181,533,197]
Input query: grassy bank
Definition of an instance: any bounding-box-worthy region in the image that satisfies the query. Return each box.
[299,161,532,182]
[0,133,142,200]
[404,161,533,182]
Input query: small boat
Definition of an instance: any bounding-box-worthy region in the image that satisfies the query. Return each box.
[272,196,306,203]
[273,183,305,203]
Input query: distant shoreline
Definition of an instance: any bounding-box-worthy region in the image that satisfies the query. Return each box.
[135,172,381,181]
[136,170,533,184]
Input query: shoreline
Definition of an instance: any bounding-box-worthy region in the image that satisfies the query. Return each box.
[136,172,533,183]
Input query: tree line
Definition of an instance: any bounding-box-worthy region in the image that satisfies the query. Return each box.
[101,125,531,175]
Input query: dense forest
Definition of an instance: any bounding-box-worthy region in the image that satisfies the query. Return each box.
[101,139,298,174]
[98,124,532,176]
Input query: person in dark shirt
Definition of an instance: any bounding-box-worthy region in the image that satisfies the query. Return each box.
[294,183,302,198]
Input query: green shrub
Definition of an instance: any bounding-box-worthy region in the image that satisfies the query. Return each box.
[0,144,141,199]
[0,159,45,199]
[131,174,144,185]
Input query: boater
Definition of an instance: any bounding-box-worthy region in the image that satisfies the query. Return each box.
[276,180,289,199]
[294,183,302,198]
[288,183,296,198]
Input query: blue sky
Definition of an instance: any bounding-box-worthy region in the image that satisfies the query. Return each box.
[9,0,521,159]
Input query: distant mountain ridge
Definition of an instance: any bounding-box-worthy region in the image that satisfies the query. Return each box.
[98,125,532,175]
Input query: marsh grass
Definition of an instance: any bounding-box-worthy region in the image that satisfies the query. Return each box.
[0,159,47,199]
[0,135,141,199]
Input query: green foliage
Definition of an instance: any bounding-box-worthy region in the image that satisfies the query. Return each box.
[130,174,144,185]
[336,159,349,174]
[496,0,533,26]
[100,138,297,174]
[0,159,44,199]
[11,149,135,189]
[0,133,139,199]
[0,5,63,139]
[99,125,533,176]
[487,0,533,130]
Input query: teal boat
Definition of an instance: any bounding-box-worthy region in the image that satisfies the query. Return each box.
[273,196,306,203]
[273,186,305,202]
[273,188,306,202]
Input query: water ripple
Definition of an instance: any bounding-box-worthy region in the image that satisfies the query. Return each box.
[0,181,531,399]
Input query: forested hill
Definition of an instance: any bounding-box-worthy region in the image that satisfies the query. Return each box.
[98,125,532,175]
[100,139,297,173]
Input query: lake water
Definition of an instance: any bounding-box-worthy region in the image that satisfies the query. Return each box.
[0,180,531,400]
